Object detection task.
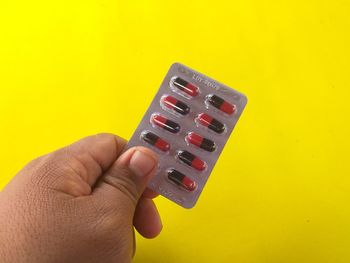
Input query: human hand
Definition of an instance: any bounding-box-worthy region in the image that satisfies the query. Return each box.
[0,134,162,263]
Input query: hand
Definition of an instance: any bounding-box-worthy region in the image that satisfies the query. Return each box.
[0,134,162,263]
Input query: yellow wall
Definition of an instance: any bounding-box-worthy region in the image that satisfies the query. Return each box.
[1,1,349,262]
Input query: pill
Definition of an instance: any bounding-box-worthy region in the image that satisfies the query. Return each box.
[162,95,190,115]
[186,132,216,152]
[151,114,180,133]
[207,94,236,115]
[167,169,196,192]
[141,131,170,152]
[177,150,206,171]
[172,77,199,97]
[197,113,225,134]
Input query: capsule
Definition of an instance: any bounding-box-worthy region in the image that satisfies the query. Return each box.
[172,77,199,97]
[151,114,180,133]
[162,95,190,115]
[141,131,170,152]
[207,94,236,115]
[177,150,206,171]
[167,169,196,192]
[186,132,216,152]
[197,113,225,134]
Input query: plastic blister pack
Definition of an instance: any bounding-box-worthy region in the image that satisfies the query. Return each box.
[124,63,247,208]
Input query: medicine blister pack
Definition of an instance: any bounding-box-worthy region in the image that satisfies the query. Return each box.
[124,63,247,208]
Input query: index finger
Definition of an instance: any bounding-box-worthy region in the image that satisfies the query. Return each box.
[52,133,127,187]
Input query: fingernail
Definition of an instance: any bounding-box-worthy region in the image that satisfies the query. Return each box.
[129,150,157,177]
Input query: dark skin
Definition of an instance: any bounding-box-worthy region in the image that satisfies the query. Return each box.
[0,133,162,263]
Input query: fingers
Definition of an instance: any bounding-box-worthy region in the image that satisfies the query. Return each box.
[45,133,126,190]
[61,133,127,186]
[91,146,162,239]
[5,133,128,197]
[133,197,162,239]
[142,188,159,199]
[17,133,163,240]
[93,146,158,213]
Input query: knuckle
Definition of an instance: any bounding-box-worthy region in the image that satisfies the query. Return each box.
[95,133,127,148]
[93,133,119,146]
[94,133,117,140]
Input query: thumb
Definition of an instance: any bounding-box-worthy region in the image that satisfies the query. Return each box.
[93,146,158,215]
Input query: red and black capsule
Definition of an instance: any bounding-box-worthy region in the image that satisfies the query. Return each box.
[207,94,236,115]
[197,113,225,134]
[177,150,206,171]
[151,114,180,134]
[172,77,199,97]
[141,131,170,152]
[186,132,216,152]
[162,95,190,115]
[167,169,196,192]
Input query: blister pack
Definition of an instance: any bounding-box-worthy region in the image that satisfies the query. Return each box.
[124,63,247,208]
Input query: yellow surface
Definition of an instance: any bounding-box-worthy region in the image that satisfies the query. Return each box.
[1,1,349,262]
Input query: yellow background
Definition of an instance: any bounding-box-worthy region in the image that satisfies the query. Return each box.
[1,1,349,262]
